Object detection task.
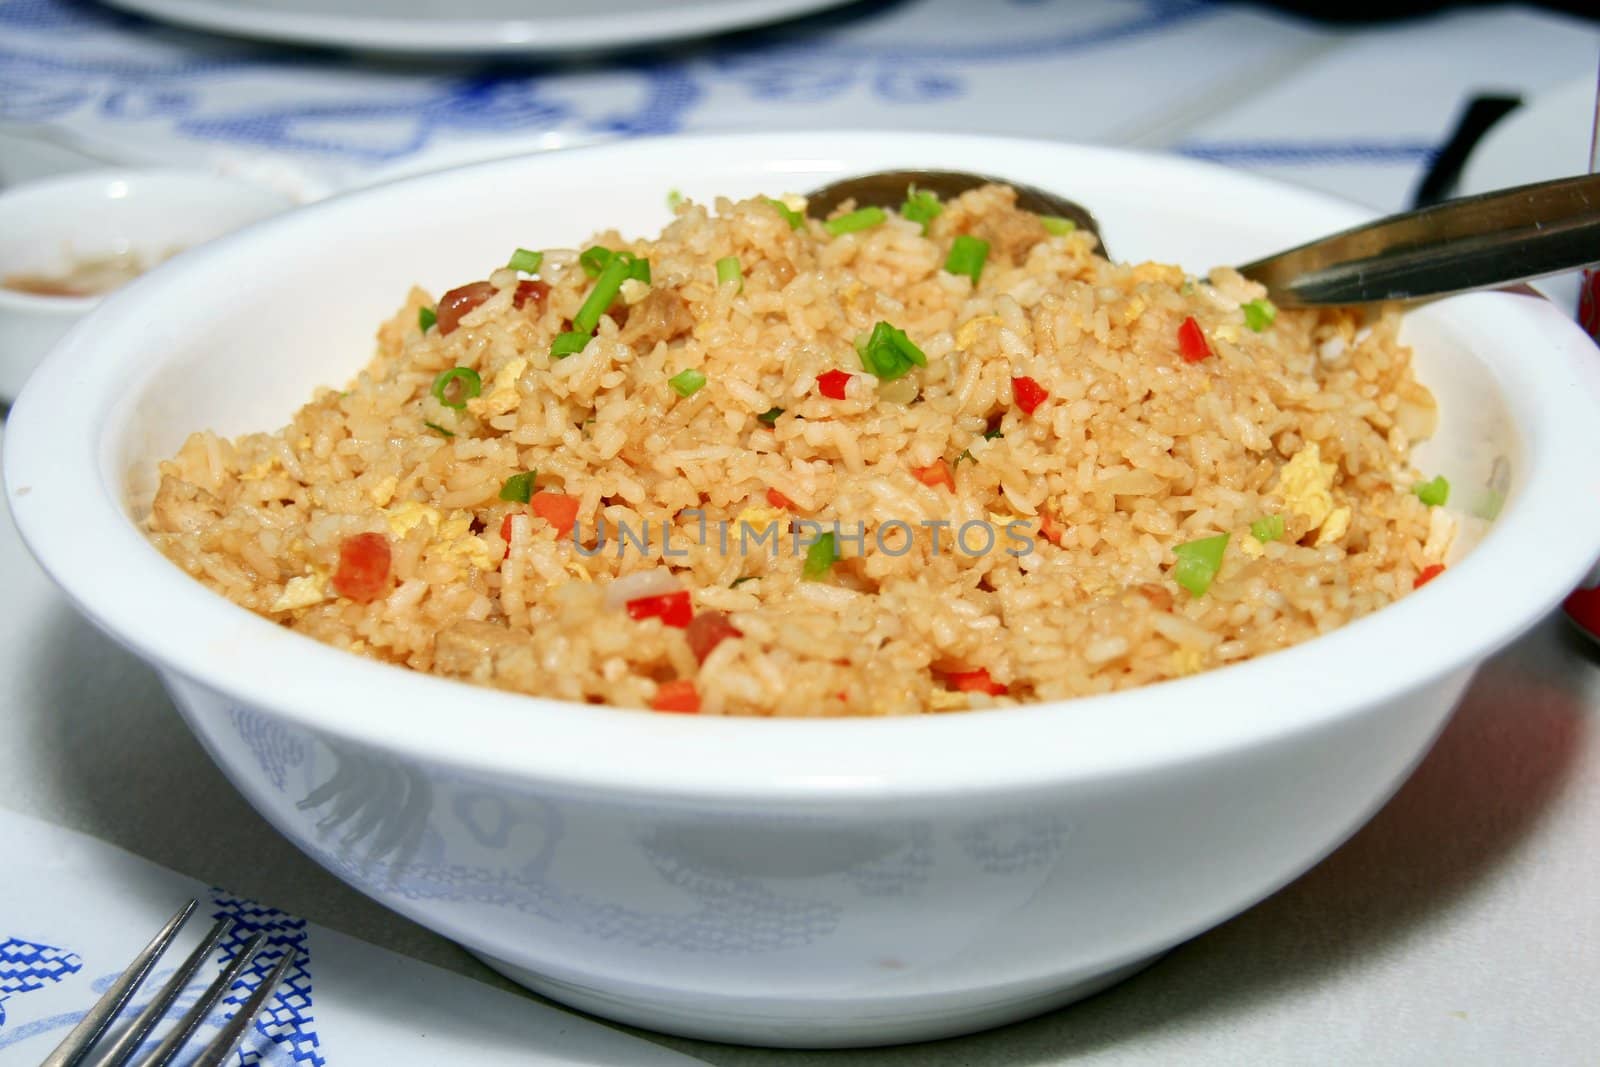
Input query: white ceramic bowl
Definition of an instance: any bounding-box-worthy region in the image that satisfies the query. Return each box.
[6,133,1600,1048]
[0,168,292,400]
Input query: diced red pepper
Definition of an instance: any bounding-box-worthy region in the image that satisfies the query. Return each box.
[946,668,1008,696]
[913,459,956,492]
[652,680,701,713]
[529,490,580,533]
[817,369,851,400]
[1177,315,1212,362]
[1039,512,1066,547]
[766,487,797,510]
[436,281,497,336]
[513,279,550,310]
[1413,563,1445,588]
[331,532,391,603]
[1012,375,1049,415]
[499,513,516,559]
[686,610,742,663]
[627,590,694,628]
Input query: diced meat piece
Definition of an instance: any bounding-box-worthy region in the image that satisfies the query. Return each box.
[617,287,694,348]
[513,279,550,310]
[434,619,539,690]
[436,281,497,335]
[331,532,391,602]
[967,205,1050,265]
[686,610,741,663]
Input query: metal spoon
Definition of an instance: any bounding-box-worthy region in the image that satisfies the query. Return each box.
[806,169,1600,308]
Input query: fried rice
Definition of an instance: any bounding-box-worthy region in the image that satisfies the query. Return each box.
[146,184,1449,717]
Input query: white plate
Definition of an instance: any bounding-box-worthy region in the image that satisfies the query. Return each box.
[1458,76,1596,315]
[100,0,857,55]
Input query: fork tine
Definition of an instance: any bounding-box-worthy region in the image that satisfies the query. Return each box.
[37,900,197,1067]
[88,916,234,1067]
[139,931,266,1067]
[186,948,296,1067]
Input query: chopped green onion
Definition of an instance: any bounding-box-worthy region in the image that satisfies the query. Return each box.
[952,448,976,468]
[499,470,537,503]
[424,420,455,438]
[715,255,742,292]
[418,306,437,332]
[900,186,942,233]
[579,245,612,278]
[767,199,805,230]
[669,368,707,398]
[507,247,543,274]
[1241,298,1277,332]
[944,234,990,283]
[582,246,647,282]
[731,575,757,587]
[854,320,927,382]
[1039,216,1077,236]
[1249,514,1285,543]
[824,206,887,237]
[1172,533,1229,598]
[983,426,1004,440]
[667,188,683,211]
[551,330,591,359]
[430,367,482,410]
[757,407,784,426]
[573,252,633,334]
[1414,475,1450,507]
[803,532,838,580]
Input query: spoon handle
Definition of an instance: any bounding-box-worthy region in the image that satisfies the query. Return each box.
[1239,172,1600,307]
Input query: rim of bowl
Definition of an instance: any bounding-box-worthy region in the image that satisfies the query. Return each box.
[0,168,291,313]
[7,132,1600,801]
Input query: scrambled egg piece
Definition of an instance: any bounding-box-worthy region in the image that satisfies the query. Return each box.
[385,500,440,539]
[1170,647,1206,676]
[1278,443,1336,532]
[778,193,808,213]
[565,561,593,583]
[927,690,969,711]
[1122,298,1145,324]
[271,573,327,612]
[368,475,398,507]
[1314,506,1352,547]
[956,315,1003,349]
[241,457,278,480]
[470,357,527,418]
[1238,535,1265,559]
[435,511,496,571]
[1130,263,1186,287]
[736,505,788,533]
[619,278,651,306]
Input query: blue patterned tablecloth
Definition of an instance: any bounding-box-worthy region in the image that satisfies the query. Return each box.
[3,0,1596,210]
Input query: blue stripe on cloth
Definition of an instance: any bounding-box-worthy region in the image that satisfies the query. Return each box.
[1176,140,1440,166]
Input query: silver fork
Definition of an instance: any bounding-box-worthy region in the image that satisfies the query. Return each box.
[38,900,296,1067]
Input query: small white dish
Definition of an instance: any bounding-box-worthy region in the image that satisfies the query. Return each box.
[99,0,856,55]
[0,169,293,402]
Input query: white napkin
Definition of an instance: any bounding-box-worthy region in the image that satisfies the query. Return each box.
[0,809,705,1066]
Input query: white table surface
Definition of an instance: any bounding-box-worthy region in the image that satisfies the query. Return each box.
[3,1,1599,1062]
